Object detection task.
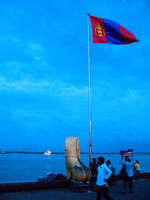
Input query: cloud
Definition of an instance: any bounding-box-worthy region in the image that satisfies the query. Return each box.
[25,43,44,60]
[0,75,88,98]
[0,0,150,151]
[117,90,140,103]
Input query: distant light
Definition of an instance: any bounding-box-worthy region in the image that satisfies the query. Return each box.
[44,150,52,155]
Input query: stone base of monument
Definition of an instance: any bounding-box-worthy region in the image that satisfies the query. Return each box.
[68,180,96,193]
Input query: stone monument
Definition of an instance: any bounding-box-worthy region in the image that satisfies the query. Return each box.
[65,136,92,183]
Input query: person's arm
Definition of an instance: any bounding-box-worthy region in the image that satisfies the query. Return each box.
[131,155,136,166]
[120,155,125,164]
[104,165,112,180]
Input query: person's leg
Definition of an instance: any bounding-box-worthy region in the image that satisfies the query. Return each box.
[123,178,127,192]
[129,177,133,193]
[96,185,102,200]
[102,186,114,200]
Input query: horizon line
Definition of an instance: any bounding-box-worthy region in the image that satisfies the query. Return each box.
[1,151,150,155]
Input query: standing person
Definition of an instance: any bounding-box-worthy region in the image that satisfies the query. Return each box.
[96,157,115,200]
[91,158,98,176]
[119,156,128,191]
[134,160,140,173]
[106,160,115,185]
[123,156,134,193]
[89,158,98,182]
[106,160,115,176]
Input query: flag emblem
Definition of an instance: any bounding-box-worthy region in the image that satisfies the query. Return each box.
[95,23,105,37]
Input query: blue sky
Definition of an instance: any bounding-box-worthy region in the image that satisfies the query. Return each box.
[0,0,150,152]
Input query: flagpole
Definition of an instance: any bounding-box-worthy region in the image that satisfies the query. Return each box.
[87,13,92,164]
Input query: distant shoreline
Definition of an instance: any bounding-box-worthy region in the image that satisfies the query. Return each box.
[0,151,150,155]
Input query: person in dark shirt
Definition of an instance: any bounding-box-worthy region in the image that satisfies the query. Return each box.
[90,158,98,176]
[106,160,115,185]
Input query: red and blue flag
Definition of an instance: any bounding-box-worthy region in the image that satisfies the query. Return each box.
[90,15,138,45]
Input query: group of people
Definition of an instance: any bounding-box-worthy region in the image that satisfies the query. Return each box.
[120,156,140,193]
[90,158,115,178]
[89,156,141,200]
[90,157,115,200]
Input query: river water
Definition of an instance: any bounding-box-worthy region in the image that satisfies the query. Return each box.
[0,153,149,183]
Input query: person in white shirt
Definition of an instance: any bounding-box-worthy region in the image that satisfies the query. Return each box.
[96,157,115,200]
[121,156,134,193]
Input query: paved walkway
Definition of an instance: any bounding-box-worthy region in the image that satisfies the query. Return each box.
[0,179,150,200]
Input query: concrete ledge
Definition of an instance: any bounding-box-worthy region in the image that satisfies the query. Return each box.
[0,173,150,193]
[0,180,70,193]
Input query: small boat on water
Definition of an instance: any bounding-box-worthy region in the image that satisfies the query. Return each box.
[0,151,6,154]
[44,150,52,155]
